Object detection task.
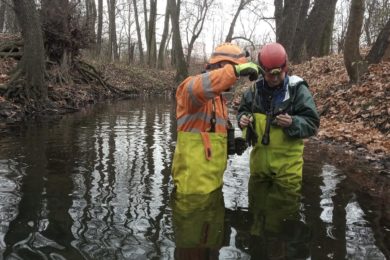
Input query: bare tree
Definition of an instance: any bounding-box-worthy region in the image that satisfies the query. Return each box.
[334,0,350,54]
[304,0,338,59]
[41,0,73,75]
[364,0,390,44]
[225,0,252,42]
[127,0,135,64]
[290,0,310,63]
[364,0,377,45]
[107,0,119,61]
[184,0,214,65]
[85,0,97,46]
[116,3,129,59]
[6,0,46,106]
[274,0,283,35]
[230,5,266,50]
[169,0,188,82]
[344,0,366,83]
[5,0,18,33]
[144,0,157,67]
[96,0,103,56]
[265,0,338,63]
[158,0,170,69]
[133,0,144,63]
[366,18,390,63]
[275,0,302,56]
[0,0,6,32]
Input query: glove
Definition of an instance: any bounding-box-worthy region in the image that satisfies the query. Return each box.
[234,62,259,81]
[234,137,248,155]
[246,121,258,146]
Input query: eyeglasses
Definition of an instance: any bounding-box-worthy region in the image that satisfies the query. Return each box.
[265,67,282,76]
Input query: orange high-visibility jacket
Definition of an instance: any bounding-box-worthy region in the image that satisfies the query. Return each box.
[175,65,238,133]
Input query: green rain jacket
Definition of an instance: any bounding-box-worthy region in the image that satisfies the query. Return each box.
[237,75,320,187]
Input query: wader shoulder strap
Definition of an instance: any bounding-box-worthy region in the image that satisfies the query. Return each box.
[210,95,228,132]
[251,82,257,112]
[210,98,216,132]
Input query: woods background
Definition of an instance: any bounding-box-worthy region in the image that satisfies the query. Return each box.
[0,0,388,112]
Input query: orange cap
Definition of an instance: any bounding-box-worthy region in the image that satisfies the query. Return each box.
[208,43,248,65]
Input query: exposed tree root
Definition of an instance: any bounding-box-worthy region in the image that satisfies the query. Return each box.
[73,60,127,96]
[0,40,23,59]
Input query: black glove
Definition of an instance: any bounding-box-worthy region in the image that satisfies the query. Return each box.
[246,122,258,146]
[234,137,248,155]
[234,62,259,81]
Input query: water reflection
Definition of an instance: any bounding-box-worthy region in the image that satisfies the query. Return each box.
[224,177,311,259]
[247,177,310,259]
[171,188,224,259]
[67,97,175,259]
[0,97,387,259]
[302,162,387,259]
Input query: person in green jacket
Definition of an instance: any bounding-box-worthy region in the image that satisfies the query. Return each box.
[237,42,320,191]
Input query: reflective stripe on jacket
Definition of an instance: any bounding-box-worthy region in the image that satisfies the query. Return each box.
[172,65,238,194]
[176,65,237,133]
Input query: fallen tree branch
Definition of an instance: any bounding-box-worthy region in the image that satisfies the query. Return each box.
[0,51,23,58]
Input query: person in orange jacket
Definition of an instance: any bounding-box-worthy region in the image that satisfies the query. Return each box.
[172,42,259,194]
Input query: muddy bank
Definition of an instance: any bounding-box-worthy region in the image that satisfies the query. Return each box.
[0,58,176,124]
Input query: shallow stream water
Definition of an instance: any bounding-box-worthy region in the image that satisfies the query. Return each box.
[0,96,388,259]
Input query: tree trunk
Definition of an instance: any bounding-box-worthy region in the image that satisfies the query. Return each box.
[106,0,112,60]
[133,0,144,63]
[169,0,188,82]
[320,12,335,56]
[0,1,6,32]
[128,41,135,63]
[111,0,119,61]
[158,1,170,69]
[274,0,283,37]
[344,0,366,83]
[107,0,119,61]
[146,0,157,67]
[13,0,46,103]
[290,0,310,63]
[127,0,133,64]
[143,0,149,47]
[366,18,390,64]
[275,0,302,56]
[42,0,72,65]
[96,0,103,56]
[364,0,377,46]
[85,0,97,47]
[5,1,18,33]
[304,0,337,59]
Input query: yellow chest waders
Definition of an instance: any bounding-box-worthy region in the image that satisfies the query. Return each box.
[172,131,227,194]
[249,113,304,189]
